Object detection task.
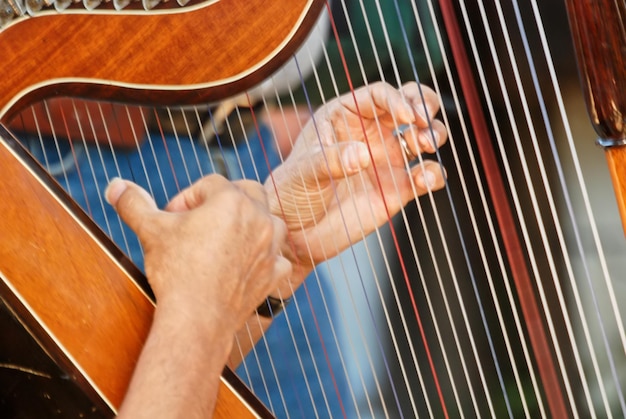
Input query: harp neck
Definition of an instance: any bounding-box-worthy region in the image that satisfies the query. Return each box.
[0,0,324,122]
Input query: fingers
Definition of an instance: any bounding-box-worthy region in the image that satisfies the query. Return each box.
[165,175,233,212]
[337,81,441,127]
[167,176,270,214]
[267,216,292,291]
[400,82,441,128]
[105,178,159,239]
[412,160,447,193]
[265,254,293,300]
[234,179,270,208]
[395,119,448,156]
[284,141,371,189]
[339,81,415,122]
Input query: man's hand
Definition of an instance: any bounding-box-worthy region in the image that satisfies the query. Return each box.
[267,81,448,272]
[106,174,292,332]
[108,175,293,418]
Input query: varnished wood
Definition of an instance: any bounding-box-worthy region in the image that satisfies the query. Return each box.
[0,0,324,121]
[0,126,271,417]
[7,98,146,147]
[565,0,626,233]
[9,98,146,147]
[605,146,626,236]
[565,0,626,142]
[0,127,152,411]
[0,1,326,416]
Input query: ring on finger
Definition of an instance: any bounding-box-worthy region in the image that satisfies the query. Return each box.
[393,124,418,161]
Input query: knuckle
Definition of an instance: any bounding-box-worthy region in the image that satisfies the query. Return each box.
[256,216,276,245]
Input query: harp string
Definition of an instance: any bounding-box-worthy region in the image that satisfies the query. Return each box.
[200,100,305,417]
[434,0,540,413]
[224,2,498,416]
[472,0,626,415]
[355,4,462,414]
[454,0,582,414]
[10,0,626,417]
[224,85,355,416]
[266,70,388,418]
[365,1,536,414]
[312,0,508,416]
[220,100,307,415]
[408,1,533,416]
[74,101,129,248]
[232,3,446,416]
[396,4,511,414]
[276,50,398,418]
[245,88,352,418]
[413,1,550,415]
[247,10,388,419]
[442,0,620,416]
[398,5,524,418]
[320,3,450,417]
[509,0,626,413]
[316,2,488,416]
[437,0,592,416]
[372,3,501,417]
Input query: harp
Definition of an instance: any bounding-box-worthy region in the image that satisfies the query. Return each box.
[1,0,625,418]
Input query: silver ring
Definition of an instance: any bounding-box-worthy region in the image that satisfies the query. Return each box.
[393,124,418,161]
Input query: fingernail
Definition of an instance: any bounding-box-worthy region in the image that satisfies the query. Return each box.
[420,170,437,189]
[342,143,370,172]
[105,177,126,205]
[415,105,428,122]
[401,102,414,121]
[420,130,439,151]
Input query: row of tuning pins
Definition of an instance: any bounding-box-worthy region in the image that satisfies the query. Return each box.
[1,0,191,26]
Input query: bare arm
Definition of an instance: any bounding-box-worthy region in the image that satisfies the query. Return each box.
[107,81,448,417]
[116,298,234,418]
[229,82,448,366]
[106,176,291,418]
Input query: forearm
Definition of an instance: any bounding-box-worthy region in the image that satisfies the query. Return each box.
[117,300,234,419]
[227,261,311,368]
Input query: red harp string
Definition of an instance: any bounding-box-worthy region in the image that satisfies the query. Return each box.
[2,0,626,418]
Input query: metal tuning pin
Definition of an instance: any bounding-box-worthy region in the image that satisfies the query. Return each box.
[141,0,161,9]
[24,0,53,14]
[55,0,80,11]
[0,0,26,26]
[112,0,130,9]
[0,0,15,27]
[53,0,73,11]
[82,0,100,9]
[176,0,189,6]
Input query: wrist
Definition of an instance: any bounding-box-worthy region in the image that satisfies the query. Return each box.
[154,294,236,352]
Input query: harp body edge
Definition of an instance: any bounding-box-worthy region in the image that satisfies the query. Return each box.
[0,0,324,121]
[0,125,271,417]
[0,0,327,416]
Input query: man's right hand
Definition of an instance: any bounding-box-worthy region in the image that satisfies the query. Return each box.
[105,175,292,333]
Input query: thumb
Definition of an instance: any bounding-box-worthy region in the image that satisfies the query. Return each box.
[300,142,370,186]
[105,178,159,236]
